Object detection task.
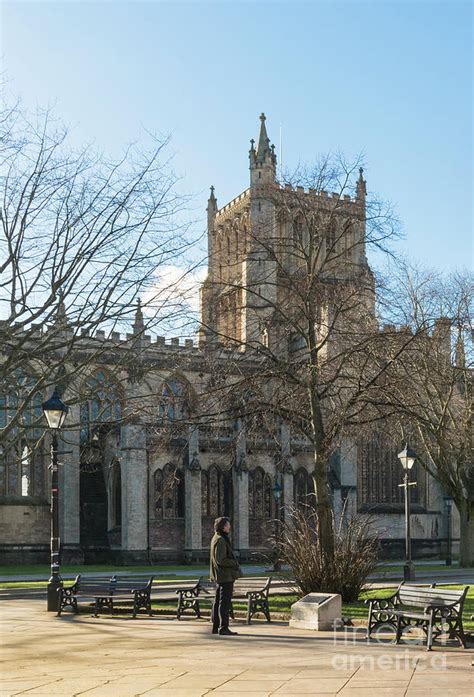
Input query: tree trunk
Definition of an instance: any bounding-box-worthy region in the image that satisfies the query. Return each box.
[458,499,474,567]
[312,452,334,561]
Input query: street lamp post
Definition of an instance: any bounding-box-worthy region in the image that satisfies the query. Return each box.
[272,478,283,572]
[444,496,453,566]
[397,444,417,581]
[42,388,69,612]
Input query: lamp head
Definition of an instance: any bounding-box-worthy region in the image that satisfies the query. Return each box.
[272,480,283,501]
[397,444,417,470]
[42,388,69,430]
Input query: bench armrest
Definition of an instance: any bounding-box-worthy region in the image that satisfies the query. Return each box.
[365,591,399,609]
[175,580,201,597]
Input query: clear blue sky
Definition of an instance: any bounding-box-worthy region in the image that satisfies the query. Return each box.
[2,0,473,270]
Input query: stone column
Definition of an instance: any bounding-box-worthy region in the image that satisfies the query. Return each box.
[120,422,147,560]
[339,438,358,519]
[232,420,249,554]
[184,427,202,560]
[59,403,82,562]
[280,421,294,526]
[282,463,294,526]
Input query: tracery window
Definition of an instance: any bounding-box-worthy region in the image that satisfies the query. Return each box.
[209,465,225,517]
[154,463,185,519]
[1,372,43,437]
[358,433,420,508]
[80,370,121,444]
[294,468,314,508]
[202,465,232,517]
[158,377,190,422]
[109,460,121,528]
[249,467,272,519]
[154,469,163,518]
[0,368,44,498]
[20,444,31,496]
[201,470,209,516]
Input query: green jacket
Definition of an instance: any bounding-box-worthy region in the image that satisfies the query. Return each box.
[210,532,242,583]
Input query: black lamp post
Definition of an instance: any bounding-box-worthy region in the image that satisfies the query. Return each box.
[42,388,69,611]
[272,478,283,572]
[397,444,417,581]
[444,496,453,566]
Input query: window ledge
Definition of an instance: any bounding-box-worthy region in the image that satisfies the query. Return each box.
[0,496,49,506]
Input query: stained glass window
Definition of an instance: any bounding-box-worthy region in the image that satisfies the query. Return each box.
[161,463,185,518]
[295,468,314,508]
[80,370,121,443]
[158,378,190,422]
[154,469,163,518]
[249,467,272,519]
[201,470,209,516]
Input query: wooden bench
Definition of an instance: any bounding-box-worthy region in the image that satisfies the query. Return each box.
[149,578,204,619]
[233,577,272,624]
[199,577,272,624]
[57,574,154,618]
[366,582,469,650]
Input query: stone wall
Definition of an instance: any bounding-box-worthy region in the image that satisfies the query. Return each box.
[0,502,50,544]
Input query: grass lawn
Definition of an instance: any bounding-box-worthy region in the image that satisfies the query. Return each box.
[0,563,211,577]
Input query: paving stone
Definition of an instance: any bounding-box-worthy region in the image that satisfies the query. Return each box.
[211,681,286,692]
[272,678,348,693]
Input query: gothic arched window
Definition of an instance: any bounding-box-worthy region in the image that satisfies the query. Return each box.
[357,433,421,508]
[162,463,185,519]
[295,468,314,508]
[1,371,44,438]
[80,370,121,443]
[154,469,163,518]
[20,444,31,497]
[201,469,209,516]
[158,377,190,422]
[207,465,225,517]
[109,460,121,528]
[249,467,272,519]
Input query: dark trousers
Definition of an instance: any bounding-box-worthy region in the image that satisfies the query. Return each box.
[212,582,234,632]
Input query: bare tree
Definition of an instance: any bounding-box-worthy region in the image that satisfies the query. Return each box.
[0,98,195,449]
[376,266,473,566]
[198,154,407,561]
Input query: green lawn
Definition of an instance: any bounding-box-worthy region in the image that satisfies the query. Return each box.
[0,564,210,577]
[0,560,462,578]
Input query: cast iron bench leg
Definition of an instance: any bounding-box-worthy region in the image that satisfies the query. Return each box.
[395,615,403,645]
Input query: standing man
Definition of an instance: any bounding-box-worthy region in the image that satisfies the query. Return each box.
[210,516,242,636]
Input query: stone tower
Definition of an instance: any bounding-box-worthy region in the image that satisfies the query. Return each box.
[199,114,373,349]
[199,113,279,348]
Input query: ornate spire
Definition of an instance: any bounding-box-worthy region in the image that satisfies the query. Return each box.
[133,298,145,335]
[356,166,367,201]
[207,185,217,211]
[256,112,272,163]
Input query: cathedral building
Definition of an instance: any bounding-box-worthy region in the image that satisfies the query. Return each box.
[0,115,457,565]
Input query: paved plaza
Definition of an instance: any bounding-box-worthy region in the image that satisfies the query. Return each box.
[0,600,472,696]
